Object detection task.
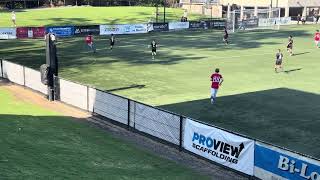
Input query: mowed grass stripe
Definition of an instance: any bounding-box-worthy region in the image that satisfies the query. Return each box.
[0,88,209,179]
[1,25,319,158]
[0,6,205,27]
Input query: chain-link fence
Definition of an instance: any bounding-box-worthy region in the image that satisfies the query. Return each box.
[130,101,181,145]
[89,88,129,125]
[52,75,184,147]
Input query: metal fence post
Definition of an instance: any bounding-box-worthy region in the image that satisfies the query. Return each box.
[87,86,89,111]
[23,66,26,87]
[127,99,130,130]
[179,115,183,151]
[0,59,3,78]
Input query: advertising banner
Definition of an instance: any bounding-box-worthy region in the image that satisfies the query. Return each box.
[46,26,75,37]
[168,22,189,30]
[152,23,169,32]
[183,119,255,175]
[238,18,259,29]
[189,21,205,29]
[16,27,45,39]
[32,27,46,38]
[100,24,148,35]
[254,142,320,180]
[0,28,17,39]
[16,27,29,39]
[74,25,100,35]
[100,24,122,35]
[259,17,291,27]
[205,20,226,29]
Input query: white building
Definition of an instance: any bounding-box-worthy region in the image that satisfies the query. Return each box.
[180,0,320,18]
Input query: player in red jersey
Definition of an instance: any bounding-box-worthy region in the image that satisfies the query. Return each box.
[314,30,320,48]
[210,68,223,104]
[85,33,96,53]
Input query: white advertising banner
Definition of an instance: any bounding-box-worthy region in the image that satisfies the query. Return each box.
[169,22,189,30]
[259,17,291,27]
[0,28,17,39]
[183,119,255,175]
[100,24,148,35]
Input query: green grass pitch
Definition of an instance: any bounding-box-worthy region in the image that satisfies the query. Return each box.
[0,87,209,179]
[1,24,320,159]
[0,6,205,27]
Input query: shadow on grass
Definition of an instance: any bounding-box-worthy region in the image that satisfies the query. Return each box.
[106,84,146,92]
[0,114,206,179]
[0,28,311,70]
[293,52,310,56]
[284,68,302,73]
[158,88,320,159]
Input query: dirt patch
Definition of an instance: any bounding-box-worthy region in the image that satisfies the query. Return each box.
[0,79,90,119]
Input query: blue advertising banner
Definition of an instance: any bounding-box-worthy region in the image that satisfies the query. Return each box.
[46,26,75,37]
[254,142,320,180]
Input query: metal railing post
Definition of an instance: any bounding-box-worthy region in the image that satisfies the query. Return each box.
[0,59,3,78]
[23,66,26,87]
[127,99,130,130]
[87,86,89,111]
[179,115,183,151]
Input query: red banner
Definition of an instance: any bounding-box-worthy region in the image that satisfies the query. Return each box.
[32,27,45,38]
[16,27,29,39]
[16,27,45,39]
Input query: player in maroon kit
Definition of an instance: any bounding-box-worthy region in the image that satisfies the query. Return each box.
[210,68,224,104]
[314,30,320,48]
[85,32,96,53]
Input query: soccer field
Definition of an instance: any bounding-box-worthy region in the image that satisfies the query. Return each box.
[1,24,320,158]
[0,85,208,179]
[0,6,204,27]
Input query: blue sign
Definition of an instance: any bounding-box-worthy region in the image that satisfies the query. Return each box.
[46,26,75,37]
[255,143,320,180]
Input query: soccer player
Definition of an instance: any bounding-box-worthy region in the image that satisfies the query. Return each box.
[11,11,16,27]
[110,34,115,50]
[275,49,283,73]
[85,33,96,53]
[314,30,320,48]
[223,27,229,45]
[149,40,158,60]
[210,68,223,104]
[286,35,293,56]
[238,18,246,30]
[297,14,301,25]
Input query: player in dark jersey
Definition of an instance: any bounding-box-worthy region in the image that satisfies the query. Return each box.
[110,34,115,50]
[275,49,283,73]
[149,40,158,60]
[286,35,293,56]
[223,27,229,45]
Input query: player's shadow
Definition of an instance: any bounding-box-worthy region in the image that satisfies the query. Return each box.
[293,52,310,56]
[283,68,302,73]
[105,84,145,92]
[158,88,320,159]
